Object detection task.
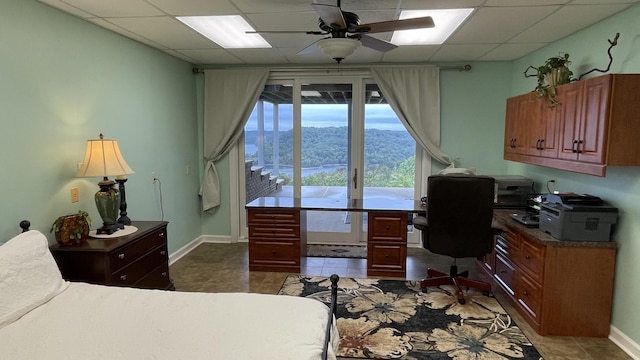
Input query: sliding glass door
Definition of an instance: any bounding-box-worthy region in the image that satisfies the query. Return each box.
[242,75,420,244]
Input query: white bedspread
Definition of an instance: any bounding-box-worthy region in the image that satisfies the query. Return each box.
[0,283,338,360]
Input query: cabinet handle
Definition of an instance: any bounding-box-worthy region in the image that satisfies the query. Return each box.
[161,272,167,277]
[525,255,531,260]
[271,250,276,254]
[576,140,583,153]
[160,250,166,256]
[500,270,507,274]
[523,291,529,296]
[538,139,544,150]
[385,225,391,231]
[118,253,125,260]
[120,275,127,281]
[159,232,165,238]
[572,140,578,153]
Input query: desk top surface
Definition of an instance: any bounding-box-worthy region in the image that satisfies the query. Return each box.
[246,197,425,213]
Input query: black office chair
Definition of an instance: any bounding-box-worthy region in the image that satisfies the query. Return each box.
[413,174,495,304]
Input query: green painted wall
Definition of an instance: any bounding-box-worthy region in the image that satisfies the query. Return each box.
[509,4,640,342]
[0,0,202,254]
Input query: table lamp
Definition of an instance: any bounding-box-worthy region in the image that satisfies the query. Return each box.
[76,134,134,235]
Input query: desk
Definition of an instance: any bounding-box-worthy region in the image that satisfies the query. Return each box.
[246,197,423,277]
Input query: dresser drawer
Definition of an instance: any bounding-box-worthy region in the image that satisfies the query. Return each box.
[249,224,300,239]
[517,272,542,321]
[248,209,299,224]
[110,244,167,286]
[369,212,407,240]
[249,240,301,268]
[133,263,172,290]
[494,253,516,296]
[109,227,167,271]
[517,237,544,282]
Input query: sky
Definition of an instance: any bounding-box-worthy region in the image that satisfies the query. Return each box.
[245,103,406,132]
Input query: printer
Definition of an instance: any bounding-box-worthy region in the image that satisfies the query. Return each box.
[539,193,618,241]
[491,175,535,209]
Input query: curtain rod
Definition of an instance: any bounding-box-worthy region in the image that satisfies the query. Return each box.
[192,64,471,74]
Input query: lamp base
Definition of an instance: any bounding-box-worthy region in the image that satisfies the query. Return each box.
[96,222,125,235]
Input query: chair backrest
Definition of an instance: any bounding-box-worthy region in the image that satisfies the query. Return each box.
[424,174,495,258]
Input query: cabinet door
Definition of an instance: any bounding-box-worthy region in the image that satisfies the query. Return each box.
[577,75,610,163]
[504,94,533,155]
[535,101,560,158]
[557,81,584,161]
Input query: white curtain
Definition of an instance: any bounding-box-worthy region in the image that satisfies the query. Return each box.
[371,66,453,166]
[201,68,269,212]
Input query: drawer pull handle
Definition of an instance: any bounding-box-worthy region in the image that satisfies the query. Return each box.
[272,250,276,254]
[162,272,167,277]
[120,275,127,281]
[500,270,507,274]
[118,253,125,260]
[385,225,391,230]
[525,255,531,260]
[159,232,165,238]
[160,251,166,256]
[523,291,529,295]
[385,254,389,258]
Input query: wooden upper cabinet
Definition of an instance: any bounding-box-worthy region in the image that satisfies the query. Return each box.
[505,92,538,155]
[504,73,640,176]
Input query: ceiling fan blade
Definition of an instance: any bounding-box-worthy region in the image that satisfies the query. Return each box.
[311,3,346,29]
[355,16,434,34]
[297,39,321,55]
[355,34,398,53]
[246,30,326,35]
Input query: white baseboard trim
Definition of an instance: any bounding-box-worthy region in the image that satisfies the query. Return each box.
[610,326,640,360]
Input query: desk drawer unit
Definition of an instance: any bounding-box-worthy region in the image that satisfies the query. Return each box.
[367,211,407,277]
[248,208,306,272]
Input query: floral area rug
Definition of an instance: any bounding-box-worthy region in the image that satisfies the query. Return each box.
[278,275,543,360]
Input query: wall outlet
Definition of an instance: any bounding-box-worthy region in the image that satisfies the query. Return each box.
[70,187,79,203]
[152,172,157,183]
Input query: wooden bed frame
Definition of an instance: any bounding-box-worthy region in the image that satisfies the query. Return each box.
[17,220,340,360]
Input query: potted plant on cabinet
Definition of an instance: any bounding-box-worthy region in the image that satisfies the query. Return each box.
[524,53,573,106]
[51,210,92,246]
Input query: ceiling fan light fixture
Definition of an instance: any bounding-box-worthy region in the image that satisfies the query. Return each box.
[317,38,361,63]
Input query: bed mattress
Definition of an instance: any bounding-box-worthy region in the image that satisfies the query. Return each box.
[0,282,338,360]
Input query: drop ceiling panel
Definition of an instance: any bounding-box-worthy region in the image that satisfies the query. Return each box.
[38,0,94,17]
[484,0,569,6]
[176,49,244,64]
[430,44,498,61]
[107,17,218,49]
[88,18,169,49]
[231,0,320,14]
[381,45,440,62]
[478,43,547,61]
[400,0,485,9]
[227,48,290,64]
[58,0,164,17]
[449,6,560,44]
[509,4,632,42]
[144,0,239,16]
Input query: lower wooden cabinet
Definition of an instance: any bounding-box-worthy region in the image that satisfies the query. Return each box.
[478,211,616,337]
[367,211,407,277]
[247,208,306,272]
[50,221,174,290]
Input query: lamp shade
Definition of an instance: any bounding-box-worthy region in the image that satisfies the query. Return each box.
[316,38,361,63]
[76,134,134,178]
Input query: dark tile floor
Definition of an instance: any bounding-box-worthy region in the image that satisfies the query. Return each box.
[169,243,631,360]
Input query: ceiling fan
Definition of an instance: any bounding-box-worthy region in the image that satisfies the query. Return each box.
[250,0,435,63]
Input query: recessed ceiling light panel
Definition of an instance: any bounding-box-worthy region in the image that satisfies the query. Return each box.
[391,9,474,45]
[177,15,271,49]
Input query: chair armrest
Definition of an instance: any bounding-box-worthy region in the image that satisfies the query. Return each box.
[413,215,428,231]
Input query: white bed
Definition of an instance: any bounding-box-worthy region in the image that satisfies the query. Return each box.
[0,229,339,360]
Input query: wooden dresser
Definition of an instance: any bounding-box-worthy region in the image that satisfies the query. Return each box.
[247,208,307,272]
[478,211,616,337]
[50,221,174,290]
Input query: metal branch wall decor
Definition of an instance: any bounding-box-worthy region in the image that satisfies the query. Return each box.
[578,32,620,80]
